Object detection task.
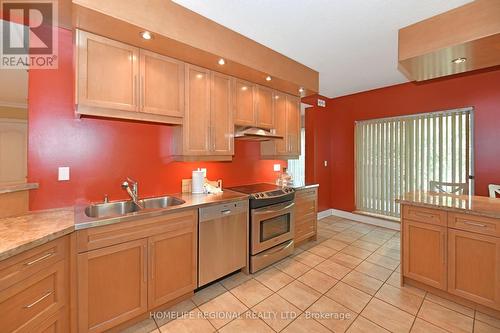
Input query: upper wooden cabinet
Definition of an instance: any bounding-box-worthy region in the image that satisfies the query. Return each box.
[139,50,184,117]
[76,30,183,124]
[398,0,500,81]
[234,79,256,127]
[261,93,301,159]
[173,65,233,160]
[77,30,139,112]
[255,85,275,129]
[234,82,275,129]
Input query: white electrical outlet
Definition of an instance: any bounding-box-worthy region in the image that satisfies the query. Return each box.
[273,164,281,172]
[58,167,70,181]
[317,99,326,107]
[324,160,328,167]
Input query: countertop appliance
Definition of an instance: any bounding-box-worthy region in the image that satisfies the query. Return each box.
[198,200,248,287]
[228,183,295,273]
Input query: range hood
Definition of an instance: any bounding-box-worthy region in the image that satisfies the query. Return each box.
[234,127,283,141]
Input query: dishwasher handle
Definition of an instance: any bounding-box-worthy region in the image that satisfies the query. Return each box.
[199,201,248,222]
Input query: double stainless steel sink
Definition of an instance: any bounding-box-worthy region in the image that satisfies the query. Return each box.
[84,196,186,219]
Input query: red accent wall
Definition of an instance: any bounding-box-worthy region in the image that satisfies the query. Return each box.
[27,28,285,210]
[324,67,500,212]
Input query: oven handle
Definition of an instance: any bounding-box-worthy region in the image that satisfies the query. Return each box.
[253,202,295,216]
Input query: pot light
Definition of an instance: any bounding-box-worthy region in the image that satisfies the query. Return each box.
[266,76,272,81]
[218,58,226,65]
[298,87,305,93]
[452,57,466,64]
[241,86,248,91]
[141,31,153,40]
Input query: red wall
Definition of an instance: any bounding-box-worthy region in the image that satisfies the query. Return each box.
[27,28,285,210]
[324,67,500,212]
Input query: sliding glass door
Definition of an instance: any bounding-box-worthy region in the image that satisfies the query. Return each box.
[355,108,473,218]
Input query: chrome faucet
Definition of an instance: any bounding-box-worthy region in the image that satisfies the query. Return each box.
[121,177,143,209]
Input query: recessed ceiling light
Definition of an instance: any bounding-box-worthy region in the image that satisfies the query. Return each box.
[266,76,272,81]
[241,86,248,91]
[452,57,466,64]
[299,87,305,93]
[141,31,153,40]
[218,58,225,65]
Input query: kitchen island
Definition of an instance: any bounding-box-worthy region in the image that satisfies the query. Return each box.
[398,191,500,318]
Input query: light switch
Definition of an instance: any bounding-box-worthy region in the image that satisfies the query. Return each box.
[58,167,70,181]
[273,164,281,172]
[324,161,328,167]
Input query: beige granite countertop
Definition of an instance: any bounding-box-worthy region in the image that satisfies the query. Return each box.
[0,208,75,261]
[0,190,249,261]
[397,191,500,219]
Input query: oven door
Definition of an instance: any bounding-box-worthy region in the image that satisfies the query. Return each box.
[251,201,295,255]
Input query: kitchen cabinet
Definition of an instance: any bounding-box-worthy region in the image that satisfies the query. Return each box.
[77,239,148,333]
[148,219,197,308]
[76,30,182,125]
[234,79,256,126]
[255,85,275,129]
[294,187,318,245]
[448,229,500,310]
[261,93,301,158]
[402,219,447,290]
[76,209,198,333]
[139,50,185,117]
[173,65,233,160]
[0,236,69,333]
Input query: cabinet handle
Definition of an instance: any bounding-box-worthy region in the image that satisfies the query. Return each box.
[150,244,155,280]
[463,221,487,228]
[441,233,446,264]
[413,212,434,220]
[24,252,54,266]
[24,291,52,308]
[143,245,147,283]
[141,76,145,109]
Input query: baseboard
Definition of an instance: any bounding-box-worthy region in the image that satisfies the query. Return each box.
[317,209,333,220]
[326,209,400,231]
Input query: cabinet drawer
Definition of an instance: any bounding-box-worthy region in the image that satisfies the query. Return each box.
[0,260,66,333]
[295,188,317,199]
[403,205,447,226]
[0,237,67,291]
[448,213,500,237]
[77,209,197,252]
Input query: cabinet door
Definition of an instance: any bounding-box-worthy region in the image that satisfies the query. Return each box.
[77,30,139,112]
[403,220,447,290]
[234,79,256,126]
[256,86,274,129]
[286,95,301,156]
[140,50,184,117]
[274,92,288,154]
[78,239,147,333]
[210,72,234,155]
[294,189,318,243]
[183,65,211,155]
[448,229,500,309]
[148,213,197,308]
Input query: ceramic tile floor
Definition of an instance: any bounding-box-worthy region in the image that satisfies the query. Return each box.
[122,216,500,333]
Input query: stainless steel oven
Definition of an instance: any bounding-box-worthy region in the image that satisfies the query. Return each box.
[251,201,294,254]
[228,183,296,273]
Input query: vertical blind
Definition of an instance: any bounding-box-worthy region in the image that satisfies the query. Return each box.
[355,108,473,218]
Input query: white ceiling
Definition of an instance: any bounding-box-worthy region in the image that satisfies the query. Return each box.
[173,0,472,97]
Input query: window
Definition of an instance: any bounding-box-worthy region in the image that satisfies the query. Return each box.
[288,128,305,186]
[355,108,473,218]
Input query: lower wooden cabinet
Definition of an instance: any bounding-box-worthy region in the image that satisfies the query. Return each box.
[0,237,69,333]
[294,188,318,244]
[403,220,447,290]
[77,239,148,333]
[77,209,198,333]
[448,229,500,309]
[148,221,197,308]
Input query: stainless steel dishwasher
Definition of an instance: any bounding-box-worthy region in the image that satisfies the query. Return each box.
[198,200,248,287]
